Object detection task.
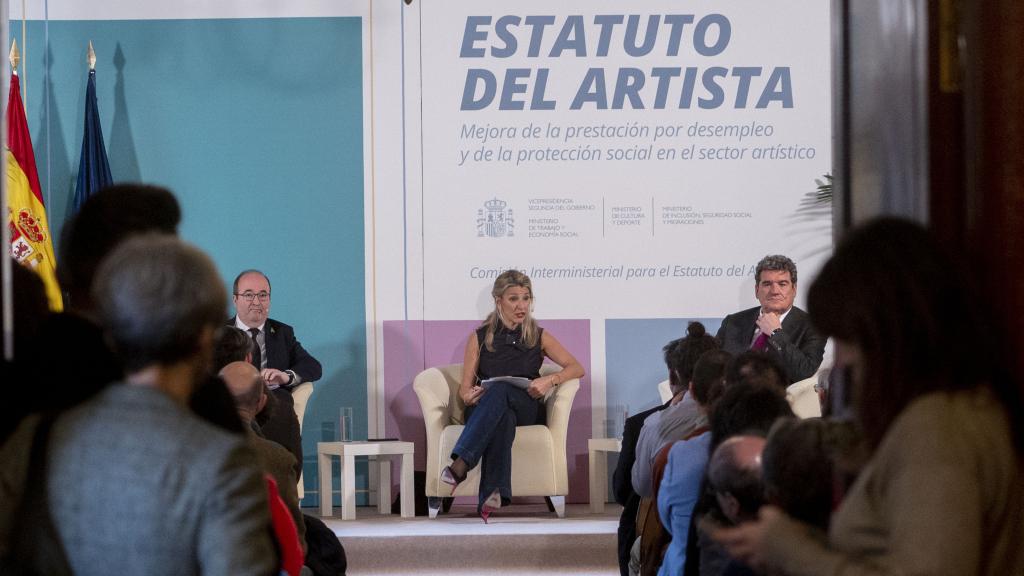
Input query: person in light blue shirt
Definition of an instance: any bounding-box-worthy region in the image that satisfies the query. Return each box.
[659,369,794,576]
[657,431,712,576]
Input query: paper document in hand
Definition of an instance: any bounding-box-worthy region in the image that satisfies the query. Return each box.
[479,376,532,390]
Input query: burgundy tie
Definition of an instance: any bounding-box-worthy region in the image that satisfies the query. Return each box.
[751,332,769,352]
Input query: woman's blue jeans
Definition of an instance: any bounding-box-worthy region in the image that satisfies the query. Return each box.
[452,381,545,508]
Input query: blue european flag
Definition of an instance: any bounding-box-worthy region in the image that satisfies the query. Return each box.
[73,69,113,212]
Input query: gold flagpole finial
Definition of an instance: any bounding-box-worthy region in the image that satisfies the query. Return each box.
[9,39,20,72]
[87,41,96,71]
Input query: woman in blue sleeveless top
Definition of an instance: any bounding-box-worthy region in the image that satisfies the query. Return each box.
[441,270,584,521]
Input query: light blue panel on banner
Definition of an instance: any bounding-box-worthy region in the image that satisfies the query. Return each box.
[605,317,723,435]
[17,17,366,507]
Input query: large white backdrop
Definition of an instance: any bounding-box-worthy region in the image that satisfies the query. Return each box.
[411,0,831,320]
[373,0,832,439]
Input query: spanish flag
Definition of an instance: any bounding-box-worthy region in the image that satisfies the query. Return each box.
[7,72,62,311]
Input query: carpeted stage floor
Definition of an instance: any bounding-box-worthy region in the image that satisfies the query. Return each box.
[318,502,622,575]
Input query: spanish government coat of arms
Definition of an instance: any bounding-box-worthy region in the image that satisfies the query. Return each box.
[477,198,514,238]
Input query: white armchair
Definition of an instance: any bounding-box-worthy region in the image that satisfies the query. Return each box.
[413,363,580,518]
[291,382,314,499]
[786,373,822,419]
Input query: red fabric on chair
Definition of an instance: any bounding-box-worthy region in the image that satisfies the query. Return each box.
[265,474,304,576]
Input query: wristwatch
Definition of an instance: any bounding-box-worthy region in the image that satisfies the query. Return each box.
[770,328,783,338]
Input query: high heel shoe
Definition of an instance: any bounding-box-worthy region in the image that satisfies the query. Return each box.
[440,465,465,495]
[480,490,502,524]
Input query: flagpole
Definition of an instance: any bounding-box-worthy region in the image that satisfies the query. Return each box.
[2,32,13,361]
[20,0,25,105]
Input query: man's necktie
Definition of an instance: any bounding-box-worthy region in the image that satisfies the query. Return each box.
[249,328,262,369]
[751,331,769,352]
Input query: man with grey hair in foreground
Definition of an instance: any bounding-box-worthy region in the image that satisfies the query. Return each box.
[703,435,768,576]
[716,254,825,383]
[708,435,767,527]
[0,235,277,575]
[221,360,306,553]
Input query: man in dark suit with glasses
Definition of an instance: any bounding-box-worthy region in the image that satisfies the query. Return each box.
[230,269,322,475]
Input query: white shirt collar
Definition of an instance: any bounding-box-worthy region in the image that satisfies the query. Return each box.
[234,316,266,333]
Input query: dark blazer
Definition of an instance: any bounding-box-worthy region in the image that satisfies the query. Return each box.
[243,317,323,384]
[612,402,669,576]
[716,305,826,383]
[251,431,305,552]
[231,316,321,472]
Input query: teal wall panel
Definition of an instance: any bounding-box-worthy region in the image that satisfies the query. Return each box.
[16,17,366,505]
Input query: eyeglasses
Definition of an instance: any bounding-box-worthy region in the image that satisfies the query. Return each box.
[235,291,270,302]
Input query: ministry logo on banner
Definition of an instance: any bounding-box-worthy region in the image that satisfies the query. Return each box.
[477,198,514,237]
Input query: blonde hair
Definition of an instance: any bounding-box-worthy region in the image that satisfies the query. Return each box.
[482,269,539,352]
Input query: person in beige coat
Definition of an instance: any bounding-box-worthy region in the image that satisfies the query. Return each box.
[713,218,1024,576]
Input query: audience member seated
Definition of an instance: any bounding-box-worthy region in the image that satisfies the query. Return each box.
[705,435,767,576]
[215,325,255,371]
[632,348,731,576]
[0,258,50,443]
[612,339,676,576]
[713,218,1024,576]
[302,516,348,576]
[762,417,864,532]
[27,184,180,423]
[188,325,257,436]
[667,379,793,576]
[0,234,277,575]
[230,269,322,479]
[632,322,721,499]
[0,257,48,357]
[723,351,789,396]
[206,325,300,474]
[221,361,306,553]
[708,436,766,529]
[217,346,348,576]
[616,333,725,576]
[716,254,826,383]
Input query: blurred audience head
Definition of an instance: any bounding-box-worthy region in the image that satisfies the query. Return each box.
[214,326,253,371]
[707,435,767,524]
[58,183,180,313]
[663,321,720,394]
[807,217,1018,450]
[691,349,732,406]
[0,258,49,358]
[92,234,225,382]
[220,360,265,422]
[725,351,788,392]
[762,417,863,530]
[709,382,793,450]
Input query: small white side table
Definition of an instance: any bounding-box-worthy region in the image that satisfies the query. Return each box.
[588,437,622,513]
[317,440,415,520]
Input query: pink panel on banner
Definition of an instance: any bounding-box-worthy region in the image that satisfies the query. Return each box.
[383,319,592,504]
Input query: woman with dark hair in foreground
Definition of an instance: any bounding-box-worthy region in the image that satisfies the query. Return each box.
[713,218,1024,575]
